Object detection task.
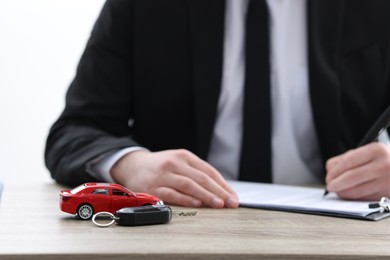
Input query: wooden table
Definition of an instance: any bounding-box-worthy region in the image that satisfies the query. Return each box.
[1,182,390,259]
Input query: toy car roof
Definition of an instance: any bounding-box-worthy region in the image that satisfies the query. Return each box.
[69,183,127,194]
[83,183,123,188]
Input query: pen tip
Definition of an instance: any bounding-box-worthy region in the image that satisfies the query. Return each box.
[323,190,329,197]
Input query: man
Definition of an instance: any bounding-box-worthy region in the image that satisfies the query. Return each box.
[45,0,390,208]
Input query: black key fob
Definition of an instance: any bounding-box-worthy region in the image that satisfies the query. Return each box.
[92,205,196,227]
[115,205,172,226]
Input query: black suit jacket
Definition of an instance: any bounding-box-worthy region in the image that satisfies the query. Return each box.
[45,0,390,186]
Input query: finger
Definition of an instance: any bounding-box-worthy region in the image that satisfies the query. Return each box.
[327,143,390,200]
[180,164,239,208]
[326,147,375,183]
[333,146,376,175]
[154,186,203,207]
[325,155,341,172]
[325,157,340,183]
[180,150,238,198]
[161,173,226,208]
[335,180,384,201]
[326,163,377,193]
[161,149,238,207]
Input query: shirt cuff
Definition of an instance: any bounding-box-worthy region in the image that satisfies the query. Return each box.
[86,147,147,183]
[379,131,390,148]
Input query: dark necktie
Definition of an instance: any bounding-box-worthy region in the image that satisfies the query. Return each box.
[239,0,272,183]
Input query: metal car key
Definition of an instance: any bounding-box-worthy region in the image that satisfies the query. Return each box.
[92,205,197,227]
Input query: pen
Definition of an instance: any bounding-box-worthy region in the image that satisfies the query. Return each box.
[323,104,390,196]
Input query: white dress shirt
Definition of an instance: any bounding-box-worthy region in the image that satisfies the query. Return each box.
[88,0,323,185]
[208,0,322,184]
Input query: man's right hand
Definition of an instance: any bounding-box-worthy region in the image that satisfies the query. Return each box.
[110,149,239,208]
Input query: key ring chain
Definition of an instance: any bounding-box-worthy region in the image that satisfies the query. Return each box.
[92,212,117,227]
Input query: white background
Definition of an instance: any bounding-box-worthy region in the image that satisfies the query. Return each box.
[0,0,105,184]
[1,1,389,186]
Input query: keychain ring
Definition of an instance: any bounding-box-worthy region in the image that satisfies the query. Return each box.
[92,212,116,227]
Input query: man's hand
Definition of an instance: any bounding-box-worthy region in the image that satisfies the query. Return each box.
[325,143,390,200]
[110,149,239,208]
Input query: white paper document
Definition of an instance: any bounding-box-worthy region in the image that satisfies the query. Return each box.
[228,180,390,220]
[0,182,3,202]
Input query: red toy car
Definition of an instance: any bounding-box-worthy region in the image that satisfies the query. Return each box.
[60,183,164,220]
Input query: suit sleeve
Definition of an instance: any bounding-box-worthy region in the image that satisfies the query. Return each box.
[45,0,137,186]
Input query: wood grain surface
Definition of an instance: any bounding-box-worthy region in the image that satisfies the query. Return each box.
[1,182,390,260]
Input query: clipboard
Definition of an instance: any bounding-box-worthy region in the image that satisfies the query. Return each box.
[228,180,390,221]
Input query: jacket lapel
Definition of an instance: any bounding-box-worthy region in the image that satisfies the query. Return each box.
[187,0,225,159]
[187,0,346,166]
[307,0,345,164]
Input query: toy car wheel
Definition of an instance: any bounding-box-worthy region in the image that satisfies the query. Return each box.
[77,204,94,220]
